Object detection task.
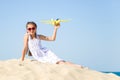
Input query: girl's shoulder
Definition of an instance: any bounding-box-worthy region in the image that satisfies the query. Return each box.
[24,33,29,36]
[37,34,42,39]
[37,34,46,40]
[37,34,42,37]
[24,33,29,39]
[37,34,47,40]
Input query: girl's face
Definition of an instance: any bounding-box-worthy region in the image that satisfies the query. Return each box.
[27,24,36,35]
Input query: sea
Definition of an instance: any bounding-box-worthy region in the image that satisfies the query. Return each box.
[102,72,120,76]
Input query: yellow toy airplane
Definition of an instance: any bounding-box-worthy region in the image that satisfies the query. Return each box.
[41,18,70,26]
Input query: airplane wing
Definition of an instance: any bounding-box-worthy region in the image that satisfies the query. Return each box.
[41,20,53,24]
[60,19,70,22]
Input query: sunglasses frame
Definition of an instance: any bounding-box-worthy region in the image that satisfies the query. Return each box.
[27,27,36,31]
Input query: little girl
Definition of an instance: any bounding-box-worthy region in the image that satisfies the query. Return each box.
[21,21,84,68]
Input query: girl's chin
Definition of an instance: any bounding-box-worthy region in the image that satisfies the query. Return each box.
[29,33,35,35]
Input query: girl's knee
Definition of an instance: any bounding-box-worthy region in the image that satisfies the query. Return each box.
[56,60,65,64]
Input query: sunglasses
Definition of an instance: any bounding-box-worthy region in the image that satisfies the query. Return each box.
[27,27,36,31]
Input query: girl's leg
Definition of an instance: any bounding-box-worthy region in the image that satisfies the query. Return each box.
[65,61,84,68]
[56,60,66,64]
[56,60,85,69]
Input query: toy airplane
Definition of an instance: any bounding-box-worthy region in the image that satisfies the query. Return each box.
[41,18,70,26]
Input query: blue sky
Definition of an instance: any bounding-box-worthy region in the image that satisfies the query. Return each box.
[0,0,119,71]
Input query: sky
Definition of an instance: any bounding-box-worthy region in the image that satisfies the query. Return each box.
[0,0,119,71]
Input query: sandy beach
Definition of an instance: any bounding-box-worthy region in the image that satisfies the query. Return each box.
[0,58,119,80]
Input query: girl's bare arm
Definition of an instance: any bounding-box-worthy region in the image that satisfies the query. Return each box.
[21,34,28,61]
[40,26,60,41]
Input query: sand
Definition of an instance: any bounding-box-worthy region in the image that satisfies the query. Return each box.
[0,58,119,80]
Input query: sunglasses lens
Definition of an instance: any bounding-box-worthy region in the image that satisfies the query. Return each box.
[32,28,35,30]
[28,27,35,31]
[28,28,31,31]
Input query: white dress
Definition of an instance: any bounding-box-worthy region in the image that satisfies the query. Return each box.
[28,34,63,64]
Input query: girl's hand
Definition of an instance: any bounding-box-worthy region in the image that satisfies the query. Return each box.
[54,24,60,29]
[19,59,24,66]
